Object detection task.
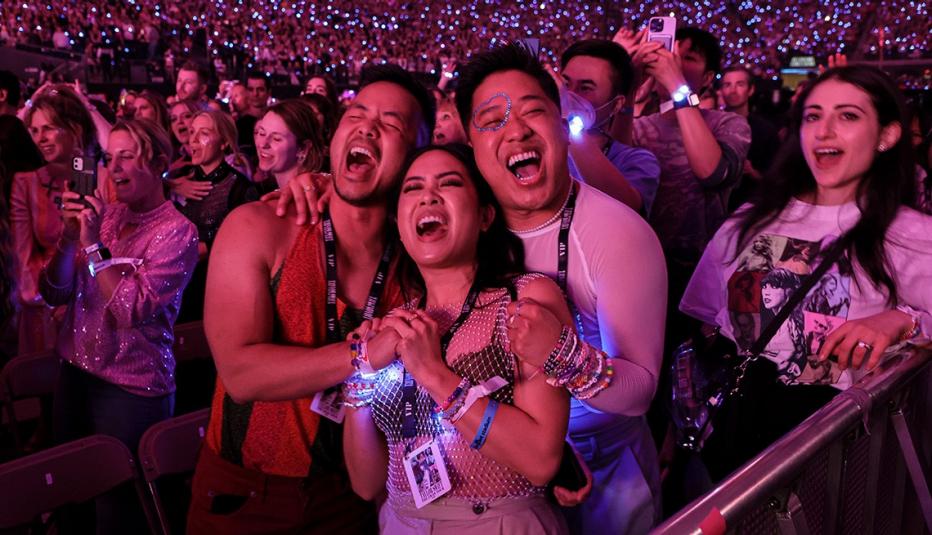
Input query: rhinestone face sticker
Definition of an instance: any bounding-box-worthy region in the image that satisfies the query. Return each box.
[471,92,513,133]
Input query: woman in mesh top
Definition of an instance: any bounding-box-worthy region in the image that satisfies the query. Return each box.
[342,144,571,533]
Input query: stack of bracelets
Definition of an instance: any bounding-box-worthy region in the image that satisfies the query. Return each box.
[433,377,472,421]
[431,375,508,450]
[543,326,614,400]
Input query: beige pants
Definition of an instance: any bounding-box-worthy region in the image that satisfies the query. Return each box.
[380,495,568,535]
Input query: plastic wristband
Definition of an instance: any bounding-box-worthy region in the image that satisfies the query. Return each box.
[449,376,508,423]
[470,399,499,450]
[82,242,105,256]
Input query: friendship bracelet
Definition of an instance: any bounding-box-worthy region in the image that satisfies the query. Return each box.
[434,377,471,414]
[470,399,499,450]
[574,356,615,400]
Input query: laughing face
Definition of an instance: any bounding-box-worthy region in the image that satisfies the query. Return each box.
[397,150,492,269]
[330,81,423,206]
[467,70,569,220]
[800,79,887,203]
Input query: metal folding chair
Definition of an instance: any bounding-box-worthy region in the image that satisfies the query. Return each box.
[0,434,147,530]
[137,408,210,535]
[0,350,59,450]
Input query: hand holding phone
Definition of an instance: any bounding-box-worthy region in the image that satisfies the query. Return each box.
[647,16,677,52]
[70,156,98,207]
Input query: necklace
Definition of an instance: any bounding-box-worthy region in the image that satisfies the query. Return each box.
[508,184,573,235]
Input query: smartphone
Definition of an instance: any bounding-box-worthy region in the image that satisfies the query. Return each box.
[647,16,677,52]
[70,156,98,198]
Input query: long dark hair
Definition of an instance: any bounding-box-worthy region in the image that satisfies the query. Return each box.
[391,143,525,302]
[733,66,916,304]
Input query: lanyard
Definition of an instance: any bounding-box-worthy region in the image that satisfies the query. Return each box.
[556,183,579,294]
[321,211,394,343]
[401,282,482,443]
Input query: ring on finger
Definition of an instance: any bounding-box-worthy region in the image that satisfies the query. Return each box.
[303,184,314,192]
[855,340,873,352]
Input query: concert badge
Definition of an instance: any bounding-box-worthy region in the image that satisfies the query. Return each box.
[310,386,346,423]
[403,440,452,508]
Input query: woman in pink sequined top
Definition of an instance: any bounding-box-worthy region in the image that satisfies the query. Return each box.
[39,119,198,532]
[343,145,571,534]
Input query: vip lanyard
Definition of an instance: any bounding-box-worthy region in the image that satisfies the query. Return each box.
[401,283,482,443]
[556,183,579,294]
[321,211,394,343]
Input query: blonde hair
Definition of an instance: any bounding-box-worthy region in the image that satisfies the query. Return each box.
[192,110,252,178]
[110,119,174,176]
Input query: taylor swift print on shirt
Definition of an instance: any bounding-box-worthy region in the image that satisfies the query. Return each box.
[727,234,852,385]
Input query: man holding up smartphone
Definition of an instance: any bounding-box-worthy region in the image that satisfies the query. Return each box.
[620,27,751,343]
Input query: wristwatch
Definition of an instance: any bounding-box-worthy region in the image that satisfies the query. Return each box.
[660,84,701,113]
[672,84,700,110]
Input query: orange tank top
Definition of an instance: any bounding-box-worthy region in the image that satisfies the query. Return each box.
[204,224,402,477]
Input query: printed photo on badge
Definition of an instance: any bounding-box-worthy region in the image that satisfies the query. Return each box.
[310,387,346,423]
[403,440,452,508]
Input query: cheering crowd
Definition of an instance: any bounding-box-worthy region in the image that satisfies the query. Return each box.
[3,0,930,86]
[0,6,931,535]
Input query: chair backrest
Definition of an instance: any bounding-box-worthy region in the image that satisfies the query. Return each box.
[137,408,210,482]
[172,322,211,363]
[0,434,138,529]
[1,350,59,401]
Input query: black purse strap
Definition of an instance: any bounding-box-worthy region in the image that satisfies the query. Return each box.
[745,233,851,358]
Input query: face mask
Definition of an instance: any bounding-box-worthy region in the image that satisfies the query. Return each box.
[561,90,621,137]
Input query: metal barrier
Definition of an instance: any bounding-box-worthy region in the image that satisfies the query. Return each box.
[653,346,932,535]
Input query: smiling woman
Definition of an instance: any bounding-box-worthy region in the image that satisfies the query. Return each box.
[680,66,932,481]
[253,99,324,188]
[38,118,199,532]
[11,84,97,353]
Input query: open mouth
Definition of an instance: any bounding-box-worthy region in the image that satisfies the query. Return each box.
[113,176,130,187]
[814,147,844,167]
[506,150,542,182]
[346,145,379,176]
[415,212,448,240]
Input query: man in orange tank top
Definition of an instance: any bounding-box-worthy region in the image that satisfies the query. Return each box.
[187,66,435,534]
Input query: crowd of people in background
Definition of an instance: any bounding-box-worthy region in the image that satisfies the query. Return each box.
[2,0,930,89]
[0,4,930,534]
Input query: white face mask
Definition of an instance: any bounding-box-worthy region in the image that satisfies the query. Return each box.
[561,90,621,137]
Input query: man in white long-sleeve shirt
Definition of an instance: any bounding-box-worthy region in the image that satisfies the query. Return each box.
[456,43,668,535]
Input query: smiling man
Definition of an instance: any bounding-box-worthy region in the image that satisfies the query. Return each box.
[456,44,667,535]
[187,65,434,534]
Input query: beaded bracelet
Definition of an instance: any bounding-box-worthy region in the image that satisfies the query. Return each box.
[343,373,377,408]
[574,357,615,400]
[434,377,471,415]
[470,399,500,450]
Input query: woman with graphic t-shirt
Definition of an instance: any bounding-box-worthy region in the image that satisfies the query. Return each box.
[680,66,932,480]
